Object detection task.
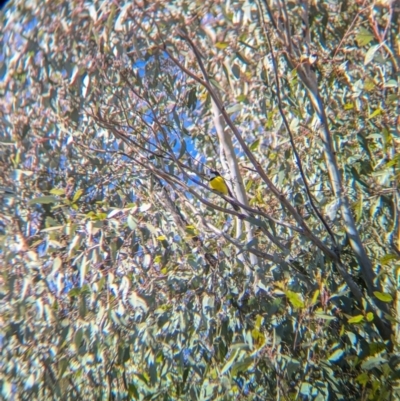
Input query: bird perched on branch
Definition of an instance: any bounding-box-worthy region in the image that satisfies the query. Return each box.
[208,170,240,211]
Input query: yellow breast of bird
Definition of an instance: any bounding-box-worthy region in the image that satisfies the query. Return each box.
[210,176,229,195]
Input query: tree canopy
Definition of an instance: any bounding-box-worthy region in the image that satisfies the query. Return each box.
[1,0,399,399]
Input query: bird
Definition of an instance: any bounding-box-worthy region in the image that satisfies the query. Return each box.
[208,170,240,211]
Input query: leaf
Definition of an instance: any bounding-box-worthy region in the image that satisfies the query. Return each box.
[368,108,383,119]
[127,215,137,230]
[356,372,369,385]
[215,42,229,49]
[343,103,354,110]
[58,358,69,379]
[221,349,239,374]
[384,79,397,88]
[53,257,62,271]
[315,312,336,321]
[74,328,83,350]
[226,104,242,114]
[353,196,363,223]
[231,357,253,376]
[361,356,387,370]
[366,312,374,322]
[285,290,305,309]
[328,348,344,362]
[29,196,58,205]
[139,203,151,212]
[108,209,121,218]
[129,292,148,313]
[364,44,381,65]
[363,77,375,91]
[68,287,81,297]
[373,291,393,303]
[311,290,320,305]
[355,28,374,47]
[348,315,364,324]
[128,383,139,399]
[72,189,84,203]
[50,188,66,195]
[379,253,398,265]
[250,138,260,151]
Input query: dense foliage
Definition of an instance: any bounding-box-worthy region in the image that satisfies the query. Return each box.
[1,0,399,399]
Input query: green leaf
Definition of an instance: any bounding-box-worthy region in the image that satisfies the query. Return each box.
[348,315,364,324]
[366,312,374,322]
[355,28,374,47]
[68,287,81,297]
[373,291,393,303]
[361,356,387,370]
[250,138,260,151]
[315,312,336,321]
[128,215,137,231]
[221,349,239,374]
[364,44,381,65]
[53,257,62,271]
[311,289,320,305]
[356,372,369,385]
[328,348,344,362]
[384,79,397,88]
[129,292,148,313]
[74,328,84,350]
[353,196,363,223]
[73,189,84,202]
[285,290,305,309]
[226,104,242,114]
[29,196,58,205]
[231,357,253,376]
[379,253,398,265]
[58,358,69,379]
[215,42,229,49]
[50,188,66,195]
[128,383,139,399]
[368,107,383,119]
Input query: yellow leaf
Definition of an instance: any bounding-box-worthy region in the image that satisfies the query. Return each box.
[50,188,66,195]
[285,290,305,309]
[343,103,354,110]
[311,290,320,305]
[255,314,263,330]
[348,315,364,324]
[373,291,393,303]
[215,42,228,49]
[366,312,374,322]
[73,189,84,203]
[368,108,383,119]
[356,372,369,385]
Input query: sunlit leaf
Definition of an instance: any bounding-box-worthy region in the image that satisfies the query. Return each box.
[328,348,344,362]
[348,315,364,324]
[355,28,374,47]
[285,291,305,309]
[29,196,57,205]
[364,44,381,65]
[373,291,393,303]
[215,42,229,49]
